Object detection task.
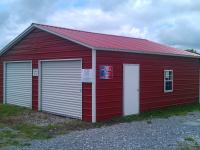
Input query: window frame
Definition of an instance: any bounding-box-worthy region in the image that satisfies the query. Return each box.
[164,70,173,93]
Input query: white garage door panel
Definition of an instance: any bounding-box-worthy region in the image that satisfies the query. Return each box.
[41,60,82,119]
[5,62,32,108]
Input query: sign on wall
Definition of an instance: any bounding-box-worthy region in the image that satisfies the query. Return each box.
[32,68,39,77]
[81,69,93,83]
[99,65,113,79]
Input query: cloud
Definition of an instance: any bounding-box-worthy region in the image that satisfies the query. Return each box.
[156,14,200,49]
[13,0,59,23]
[98,0,127,11]
[0,0,60,48]
[47,7,149,40]
[0,0,200,51]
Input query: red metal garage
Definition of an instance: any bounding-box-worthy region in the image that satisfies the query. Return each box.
[0,23,199,122]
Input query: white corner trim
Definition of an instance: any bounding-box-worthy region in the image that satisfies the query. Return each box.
[38,60,42,111]
[3,62,6,104]
[92,49,96,123]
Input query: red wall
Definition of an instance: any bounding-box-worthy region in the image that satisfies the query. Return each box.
[0,29,92,121]
[96,50,199,121]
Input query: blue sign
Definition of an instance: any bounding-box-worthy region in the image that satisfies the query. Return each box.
[99,65,113,79]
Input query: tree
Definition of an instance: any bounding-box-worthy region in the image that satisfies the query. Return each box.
[185,49,200,54]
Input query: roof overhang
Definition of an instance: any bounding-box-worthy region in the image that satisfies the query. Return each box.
[0,24,94,56]
[95,47,200,58]
[0,25,36,56]
[1,23,199,59]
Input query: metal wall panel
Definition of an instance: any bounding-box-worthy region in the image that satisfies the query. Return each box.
[5,62,32,107]
[96,50,199,121]
[41,60,82,119]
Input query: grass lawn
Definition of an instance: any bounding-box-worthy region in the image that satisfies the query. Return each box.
[0,104,97,148]
[110,103,200,123]
[1,103,200,148]
[176,136,200,150]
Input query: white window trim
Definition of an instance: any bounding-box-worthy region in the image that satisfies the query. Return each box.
[164,70,173,93]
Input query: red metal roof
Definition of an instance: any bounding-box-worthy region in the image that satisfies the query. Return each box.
[31,24,200,57]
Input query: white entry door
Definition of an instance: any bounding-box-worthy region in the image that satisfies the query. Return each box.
[123,64,139,116]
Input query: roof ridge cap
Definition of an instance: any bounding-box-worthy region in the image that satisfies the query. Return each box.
[33,23,148,41]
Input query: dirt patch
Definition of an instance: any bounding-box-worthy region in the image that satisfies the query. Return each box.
[17,111,72,126]
[1,111,72,127]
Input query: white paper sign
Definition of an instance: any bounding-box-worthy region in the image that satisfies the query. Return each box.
[33,68,39,77]
[81,69,92,83]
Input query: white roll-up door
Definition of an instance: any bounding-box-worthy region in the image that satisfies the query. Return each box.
[5,61,32,108]
[41,60,82,119]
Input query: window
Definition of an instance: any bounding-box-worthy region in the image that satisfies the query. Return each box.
[164,70,173,92]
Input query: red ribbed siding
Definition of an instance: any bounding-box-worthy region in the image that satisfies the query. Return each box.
[0,29,92,121]
[96,50,199,121]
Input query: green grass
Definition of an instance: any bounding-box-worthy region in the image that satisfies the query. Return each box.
[1,103,200,148]
[14,124,53,139]
[0,104,30,118]
[108,103,200,123]
[185,137,196,142]
[176,137,200,150]
[0,129,29,147]
[0,104,98,148]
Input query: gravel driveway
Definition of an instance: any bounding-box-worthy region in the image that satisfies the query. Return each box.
[2,112,200,150]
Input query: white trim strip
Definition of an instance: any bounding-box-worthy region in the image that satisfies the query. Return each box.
[3,62,6,104]
[92,49,96,123]
[38,60,42,111]
[39,58,82,62]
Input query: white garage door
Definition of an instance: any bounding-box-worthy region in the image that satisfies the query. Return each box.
[41,60,82,119]
[4,61,32,108]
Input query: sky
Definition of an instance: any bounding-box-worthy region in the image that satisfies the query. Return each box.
[0,0,200,51]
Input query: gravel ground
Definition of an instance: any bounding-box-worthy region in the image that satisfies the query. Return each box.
[2,111,200,150]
